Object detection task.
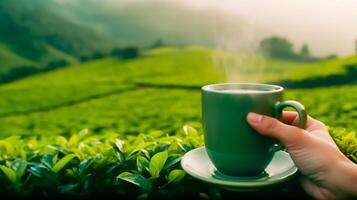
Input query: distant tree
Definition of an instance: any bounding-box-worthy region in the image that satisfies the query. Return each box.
[323,54,338,60]
[260,36,296,60]
[111,48,122,57]
[300,44,310,58]
[111,47,140,59]
[121,47,139,59]
[91,51,107,59]
[80,55,91,62]
[298,44,318,62]
[150,38,165,49]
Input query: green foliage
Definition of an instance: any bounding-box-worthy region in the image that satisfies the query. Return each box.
[260,36,296,60]
[0,126,204,198]
[117,172,152,193]
[0,47,224,136]
[285,55,357,81]
[260,36,317,62]
[0,45,356,198]
[167,169,185,184]
[286,85,357,130]
[0,0,112,59]
[149,151,168,178]
[0,165,17,184]
[0,126,355,198]
[330,127,357,163]
[111,47,140,59]
[0,47,334,137]
[0,44,36,74]
[52,154,76,173]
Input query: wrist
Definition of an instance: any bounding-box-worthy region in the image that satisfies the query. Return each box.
[337,160,357,197]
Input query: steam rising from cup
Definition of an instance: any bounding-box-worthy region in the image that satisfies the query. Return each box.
[212,16,268,83]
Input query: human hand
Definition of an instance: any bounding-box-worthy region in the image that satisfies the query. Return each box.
[247,111,357,199]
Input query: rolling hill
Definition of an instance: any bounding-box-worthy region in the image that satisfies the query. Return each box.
[0,0,247,75]
[0,0,114,73]
[0,46,356,137]
[0,44,36,74]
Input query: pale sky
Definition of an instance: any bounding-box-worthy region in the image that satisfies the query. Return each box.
[182,0,357,56]
[57,0,357,55]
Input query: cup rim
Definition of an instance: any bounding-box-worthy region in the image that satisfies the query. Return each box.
[202,83,284,94]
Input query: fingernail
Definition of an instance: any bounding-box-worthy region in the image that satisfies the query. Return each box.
[247,113,262,125]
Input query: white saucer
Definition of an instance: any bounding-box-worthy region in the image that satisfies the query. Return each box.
[181,147,297,189]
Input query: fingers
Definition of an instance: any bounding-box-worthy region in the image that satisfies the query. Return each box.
[247,112,306,148]
[280,111,309,127]
[280,111,327,132]
[280,111,300,124]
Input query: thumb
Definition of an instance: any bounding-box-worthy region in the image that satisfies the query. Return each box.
[247,112,306,148]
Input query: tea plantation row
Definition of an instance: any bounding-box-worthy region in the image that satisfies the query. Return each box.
[0,125,355,199]
[0,47,355,136]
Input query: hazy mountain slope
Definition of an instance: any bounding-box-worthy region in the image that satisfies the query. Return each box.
[50,0,244,47]
[0,43,36,74]
[0,0,114,72]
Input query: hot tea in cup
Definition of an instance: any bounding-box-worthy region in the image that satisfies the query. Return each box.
[202,83,307,177]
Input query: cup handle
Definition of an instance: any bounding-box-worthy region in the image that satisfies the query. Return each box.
[269,100,307,153]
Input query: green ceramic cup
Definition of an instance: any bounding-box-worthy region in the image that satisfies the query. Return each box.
[202,83,307,177]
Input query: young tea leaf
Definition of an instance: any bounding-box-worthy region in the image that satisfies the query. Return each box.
[0,165,17,184]
[167,169,185,184]
[29,165,49,177]
[78,129,89,140]
[42,154,54,169]
[117,172,151,192]
[12,159,27,179]
[115,138,125,153]
[69,134,79,147]
[59,183,79,193]
[149,151,168,178]
[136,156,149,173]
[52,154,76,173]
[183,125,198,137]
[163,155,182,171]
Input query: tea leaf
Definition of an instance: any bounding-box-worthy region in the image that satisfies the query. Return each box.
[140,149,150,159]
[149,151,168,178]
[136,156,149,173]
[29,165,49,177]
[183,125,198,137]
[115,138,125,153]
[163,155,182,171]
[117,172,151,192]
[12,159,27,179]
[78,159,93,177]
[59,183,79,193]
[0,165,17,184]
[167,169,185,184]
[42,154,54,169]
[178,143,191,152]
[78,129,89,140]
[52,154,76,173]
[69,134,79,147]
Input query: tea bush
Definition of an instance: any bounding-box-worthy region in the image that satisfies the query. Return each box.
[0,126,204,198]
[0,126,356,198]
[330,127,357,163]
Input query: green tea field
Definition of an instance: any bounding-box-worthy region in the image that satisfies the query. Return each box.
[0,46,356,198]
[0,47,356,136]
